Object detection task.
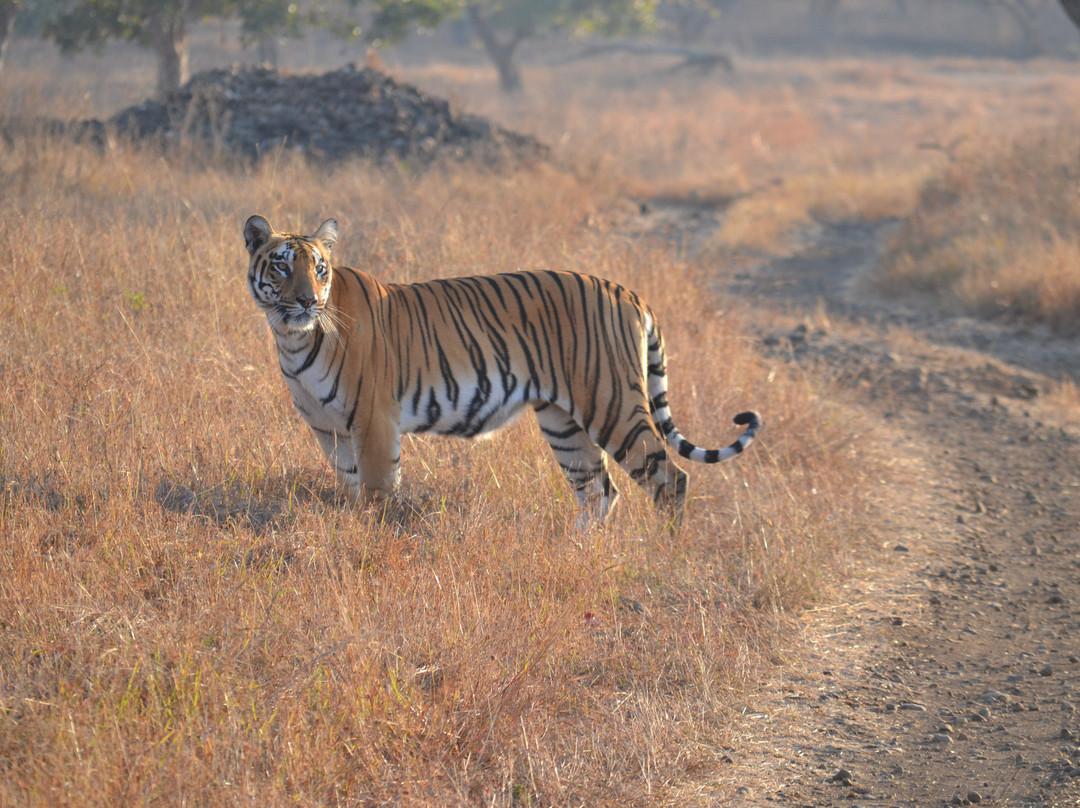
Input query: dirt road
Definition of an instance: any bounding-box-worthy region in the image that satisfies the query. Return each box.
[654,211,1080,806]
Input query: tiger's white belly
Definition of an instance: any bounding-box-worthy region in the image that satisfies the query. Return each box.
[396,374,531,438]
[278,338,531,442]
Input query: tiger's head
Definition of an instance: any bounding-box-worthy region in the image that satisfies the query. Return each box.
[243,215,339,334]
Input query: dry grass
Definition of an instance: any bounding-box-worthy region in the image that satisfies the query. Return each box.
[406,57,1080,255]
[0,117,883,806]
[878,127,1080,334]
[11,44,1078,806]
[410,59,936,255]
[6,35,1080,257]
[1044,378,1080,432]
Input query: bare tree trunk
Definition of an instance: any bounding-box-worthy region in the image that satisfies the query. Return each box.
[0,0,22,74]
[153,29,189,96]
[1059,0,1080,30]
[148,3,190,97]
[256,34,279,69]
[466,4,523,94]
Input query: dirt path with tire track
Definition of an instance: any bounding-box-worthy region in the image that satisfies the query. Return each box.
[647,211,1080,807]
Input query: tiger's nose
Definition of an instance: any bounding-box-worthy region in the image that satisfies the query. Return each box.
[297,295,316,309]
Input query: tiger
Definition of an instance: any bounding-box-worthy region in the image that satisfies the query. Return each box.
[243,214,762,527]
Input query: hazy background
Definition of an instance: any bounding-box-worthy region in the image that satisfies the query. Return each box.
[2,0,1079,120]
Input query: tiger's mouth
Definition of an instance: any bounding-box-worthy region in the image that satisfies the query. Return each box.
[274,304,322,332]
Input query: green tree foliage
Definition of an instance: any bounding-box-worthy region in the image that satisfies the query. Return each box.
[33,0,654,96]
[42,0,227,96]
[39,0,361,95]
[235,0,363,66]
[368,0,658,92]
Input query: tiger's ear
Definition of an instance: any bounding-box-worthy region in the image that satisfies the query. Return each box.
[313,218,338,253]
[244,215,273,255]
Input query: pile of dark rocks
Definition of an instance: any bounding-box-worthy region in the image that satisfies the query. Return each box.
[57,65,548,166]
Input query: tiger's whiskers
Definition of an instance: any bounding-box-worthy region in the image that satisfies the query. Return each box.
[318,305,345,346]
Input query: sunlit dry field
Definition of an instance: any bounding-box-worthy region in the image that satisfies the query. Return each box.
[2,34,1079,806]
[879,127,1080,334]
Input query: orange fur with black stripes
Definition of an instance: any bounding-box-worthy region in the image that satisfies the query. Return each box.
[244,215,762,525]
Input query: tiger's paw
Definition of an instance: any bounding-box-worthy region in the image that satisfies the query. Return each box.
[362,484,447,527]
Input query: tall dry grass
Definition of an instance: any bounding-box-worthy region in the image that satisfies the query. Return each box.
[7,35,1080,257]
[4,44,1078,806]
[0,128,882,806]
[407,57,1080,254]
[878,128,1080,334]
[411,59,935,252]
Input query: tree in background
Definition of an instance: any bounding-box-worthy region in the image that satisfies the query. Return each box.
[1059,0,1080,28]
[235,0,363,69]
[810,0,1079,54]
[369,0,658,93]
[29,0,1080,99]
[42,0,222,97]
[236,0,299,68]
[39,0,361,96]
[0,0,22,72]
[661,0,735,45]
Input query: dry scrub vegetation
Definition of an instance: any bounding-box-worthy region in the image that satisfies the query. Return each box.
[879,128,1080,335]
[0,124,882,803]
[416,59,942,252]
[8,49,1079,806]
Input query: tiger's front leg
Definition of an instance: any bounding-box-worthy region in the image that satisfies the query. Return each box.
[312,429,363,499]
[350,416,403,506]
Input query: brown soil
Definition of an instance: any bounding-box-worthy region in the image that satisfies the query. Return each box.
[644,211,1080,806]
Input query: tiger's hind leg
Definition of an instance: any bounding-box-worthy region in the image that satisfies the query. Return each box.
[534,403,619,528]
[607,414,690,527]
